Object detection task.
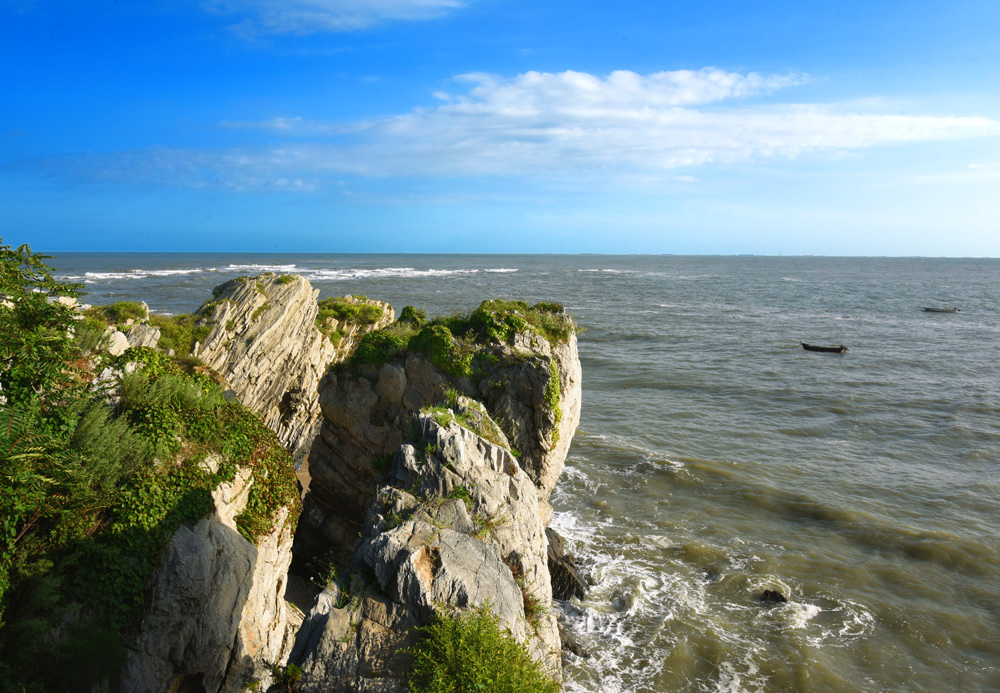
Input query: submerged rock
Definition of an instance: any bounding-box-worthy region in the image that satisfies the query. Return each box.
[760,589,788,604]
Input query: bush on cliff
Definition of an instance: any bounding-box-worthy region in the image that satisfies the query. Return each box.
[346,299,574,376]
[408,606,559,693]
[0,240,301,691]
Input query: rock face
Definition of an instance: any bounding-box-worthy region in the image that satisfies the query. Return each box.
[120,458,298,692]
[195,275,392,466]
[290,409,560,690]
[545,527,588,601]
[298,327,581,562]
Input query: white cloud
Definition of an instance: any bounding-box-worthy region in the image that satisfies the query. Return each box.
[205,0,466,34]
[32,69,1000,189]
[235,69,998,177]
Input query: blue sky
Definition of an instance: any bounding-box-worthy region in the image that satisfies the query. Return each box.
[2,0,999,255]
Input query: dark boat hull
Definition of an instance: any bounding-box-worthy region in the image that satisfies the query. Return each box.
[922,307,960,313]
[801,342,847,354]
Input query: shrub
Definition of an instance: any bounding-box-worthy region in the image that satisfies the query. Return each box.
[408,606,559,693]
[410,325,473,379]
[317,296,384,326]
[85,300,146,325]
[399,305,427,326]
[353,329,411,368]
[73,316,109,353]
[148,313,211,356]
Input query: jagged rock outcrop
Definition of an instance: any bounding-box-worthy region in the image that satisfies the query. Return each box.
[195,275,391,466]
[120,457,298,692]
[546,527,588,601]
[298,325,581,562]
[290,408,560,690]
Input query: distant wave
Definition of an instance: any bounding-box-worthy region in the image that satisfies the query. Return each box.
[58,265,519,284]
[227,263,298,272]
[60,268,208,282]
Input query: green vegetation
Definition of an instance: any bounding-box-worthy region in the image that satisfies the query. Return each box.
[352,323,416,367]
[543,362,562,444]
[398,305,427,326]
[277,275,297,285]
[408,606,559,693]
[251,303,271,322]
[315,296,386,342]
[148,313,212,356]
[272,663,304,692]
[0,240,301,691]
[347,299,574,377]
[84,300,146,325]
[446,485,473,512]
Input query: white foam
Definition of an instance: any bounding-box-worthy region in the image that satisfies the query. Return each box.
[69,268,210,283]
[226,263,298,272]
[787,601,823,629]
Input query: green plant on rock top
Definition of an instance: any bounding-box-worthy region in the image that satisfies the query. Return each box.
[352,327,411,368]
[410,324,473,379]
[85,300,147,326]
[408,605,559,693]
[398,305,427,327]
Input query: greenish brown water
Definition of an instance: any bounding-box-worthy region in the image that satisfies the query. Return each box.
[53,253,1000,691]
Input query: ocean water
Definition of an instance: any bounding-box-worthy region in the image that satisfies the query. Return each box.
[51,253,1000,692]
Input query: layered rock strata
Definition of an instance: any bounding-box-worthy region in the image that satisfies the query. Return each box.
[195,275,392,466]
[291,406,560,690]
[120,458,297,692]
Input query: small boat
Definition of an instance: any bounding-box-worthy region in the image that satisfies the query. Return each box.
[922,306,960,313]
[801,342,848,354]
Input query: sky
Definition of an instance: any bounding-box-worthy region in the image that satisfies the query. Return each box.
[2,0,999,255]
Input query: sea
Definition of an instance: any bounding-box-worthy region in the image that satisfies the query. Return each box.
[49,253,1000,692]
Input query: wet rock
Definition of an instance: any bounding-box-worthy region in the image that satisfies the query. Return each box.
[546,527,588,601]
[559,622,589,659]
[760,589,788,604]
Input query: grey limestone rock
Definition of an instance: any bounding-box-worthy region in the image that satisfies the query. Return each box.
[120,459,299,692]
[126,322,161,349]
[298,324,581,565]
[290,412,561,690]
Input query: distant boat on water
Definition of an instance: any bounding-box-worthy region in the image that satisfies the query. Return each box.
[801,342,848,354]
[922,306,960,313]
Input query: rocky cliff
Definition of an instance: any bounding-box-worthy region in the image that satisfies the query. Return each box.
[297,304,581,565]
[113,282,581,692]
[119,459,297,692]
[290,403,560,690]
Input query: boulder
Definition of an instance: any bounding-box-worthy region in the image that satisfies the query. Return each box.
[127,322,161,349]
[104,328,130,357]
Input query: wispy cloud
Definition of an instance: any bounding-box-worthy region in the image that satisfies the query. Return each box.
[204,0,467,35]
[25,68,1000,190]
